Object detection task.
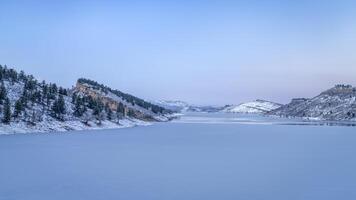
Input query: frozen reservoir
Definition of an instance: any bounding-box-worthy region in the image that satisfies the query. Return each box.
[0,113,355,200]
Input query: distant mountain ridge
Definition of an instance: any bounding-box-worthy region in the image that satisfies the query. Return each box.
[224,99,282,114]
[153,100,224,113]
[269,85,356,121]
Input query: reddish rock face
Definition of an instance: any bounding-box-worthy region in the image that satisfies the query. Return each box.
[74,82,152,121]
[75,82,123,113]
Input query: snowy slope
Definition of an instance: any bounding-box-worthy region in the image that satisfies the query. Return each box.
[224,100,282,114]
[269,85,356,121]
[0,80,154,134]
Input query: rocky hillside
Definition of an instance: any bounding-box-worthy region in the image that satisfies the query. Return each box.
[224,100,282,114]
[0,65,172,134]
[269,85,356,121]
[74,79,171,121]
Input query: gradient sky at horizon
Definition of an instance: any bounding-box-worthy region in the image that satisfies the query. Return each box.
[1,0,356,105]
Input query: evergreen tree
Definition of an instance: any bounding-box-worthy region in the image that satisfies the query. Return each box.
[127,109,135,117]
[0,83,7,104]
[104,103,112,120]
[0,67,3,80]
[30,111,37,124]
[116,105,125,122]
[46,93,51,108]
[93,104,102,116]
[73,96,86,117]
[29,91,41,104]
[42,83,48,104]
[116,111,121,122]
[87,96,97,110]
[57,95,66,114]
[117,102,125,116]
[8,68,18,83]
[58,87,68,96]
[13,98,24,118]
[72,93,77,104]
[51,95,66,119]
[23,109,29,122]
[47,83,58,100]
[24,78,36,91]
[107,108,113,120]
[21,89,28,107]
[19,70,26,82]
[2,97,11,123]
[92,100,104,120]
[50,83,58,95]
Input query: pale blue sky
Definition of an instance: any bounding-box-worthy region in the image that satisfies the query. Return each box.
[1,0,356,105]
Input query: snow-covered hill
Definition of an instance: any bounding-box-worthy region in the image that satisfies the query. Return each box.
[269,85,356,121]
[224,100,282,114]
[0,66,172,134]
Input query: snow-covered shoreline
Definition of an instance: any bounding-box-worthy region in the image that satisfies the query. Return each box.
[0,118,152,135]
[0,112,181,135]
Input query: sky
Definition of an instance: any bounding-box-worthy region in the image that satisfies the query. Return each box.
[1,0,356,105]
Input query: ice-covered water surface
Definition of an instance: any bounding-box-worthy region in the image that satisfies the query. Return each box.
[175,112,356,126]
[1,113,356,200]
